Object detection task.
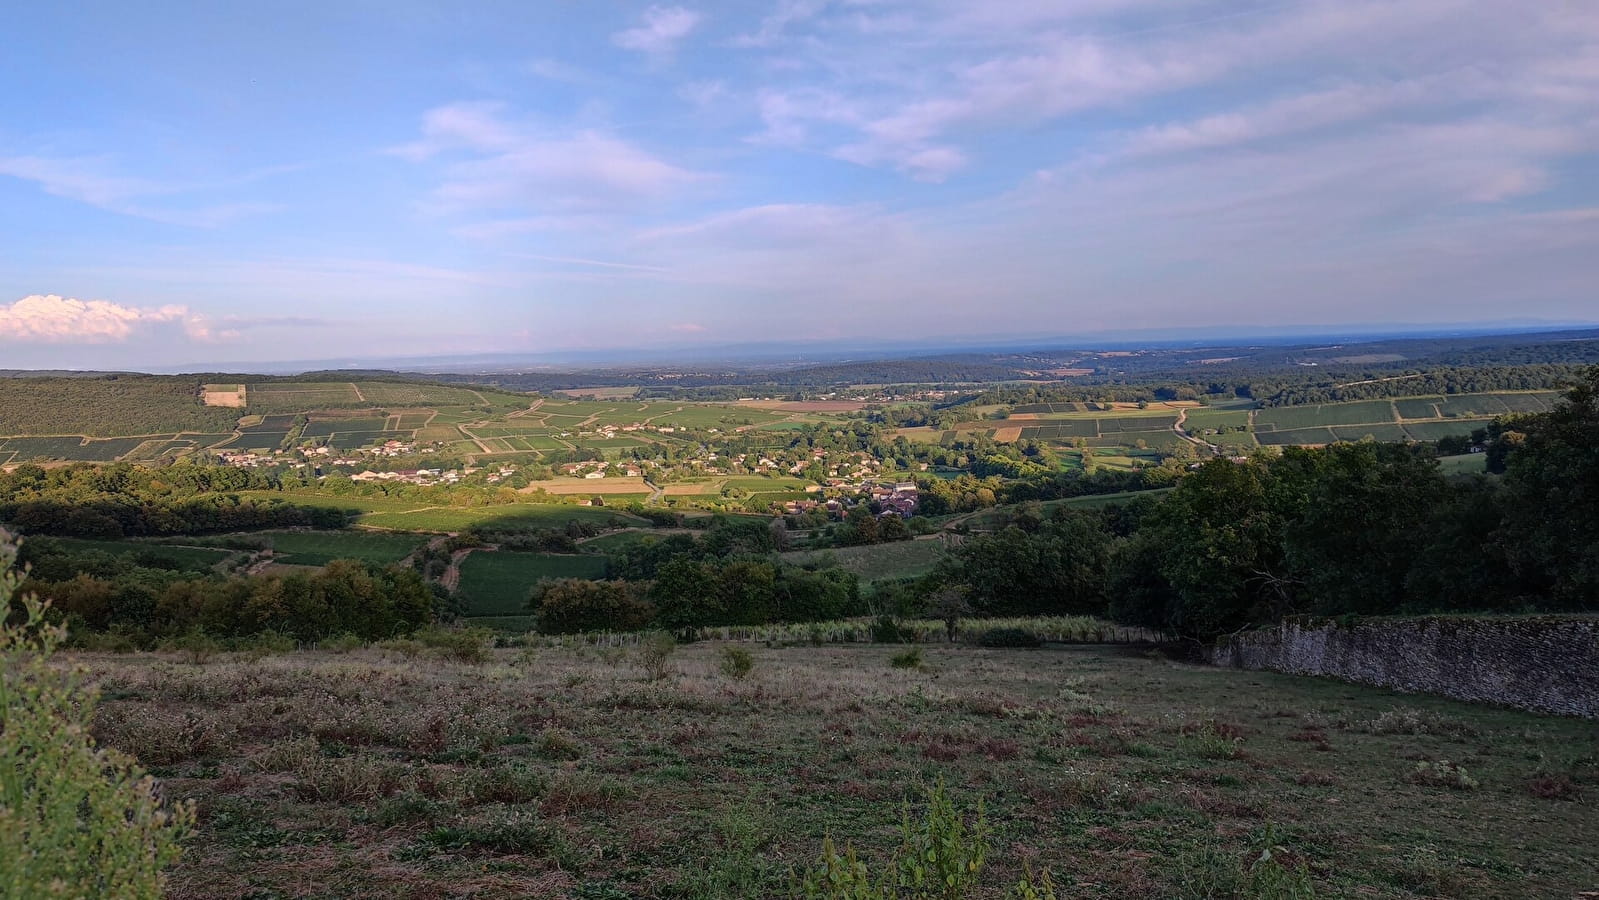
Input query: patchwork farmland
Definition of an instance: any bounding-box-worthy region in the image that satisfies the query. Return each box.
[923,391,1563,455]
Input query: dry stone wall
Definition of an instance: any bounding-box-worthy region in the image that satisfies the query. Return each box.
[1211,616,1599,718]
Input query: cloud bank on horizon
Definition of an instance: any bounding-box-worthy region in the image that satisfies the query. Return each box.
[1,0,1596,367]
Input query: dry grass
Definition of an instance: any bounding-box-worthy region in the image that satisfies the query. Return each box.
[72,644,1599,899]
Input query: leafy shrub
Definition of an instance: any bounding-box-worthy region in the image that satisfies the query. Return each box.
[976,627,1043,648]
[637,632,677,681]
[890,647,924,670]
[0,534,194,898]
[718,645,755,679]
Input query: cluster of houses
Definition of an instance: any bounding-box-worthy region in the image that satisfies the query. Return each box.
[784,479,920,518]
[557,460,645,479]
[350,468,461,486]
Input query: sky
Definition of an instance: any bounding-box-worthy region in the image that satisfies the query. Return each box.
[2,0,1597,369]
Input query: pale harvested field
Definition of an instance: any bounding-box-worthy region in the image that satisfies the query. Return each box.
[554,387,640,400]
[521,477,652,495]
[663,480,725,496]
[992,427,1024,442]
[735,399,867,412]
[201,386,246,408]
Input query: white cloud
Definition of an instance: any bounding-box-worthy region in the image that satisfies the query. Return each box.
[0,295,231,344]
[613,6,701,55]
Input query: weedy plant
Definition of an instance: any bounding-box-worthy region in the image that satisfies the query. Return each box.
[637,632,677,681]
[794,780,1057,899]
[0,532,194,899]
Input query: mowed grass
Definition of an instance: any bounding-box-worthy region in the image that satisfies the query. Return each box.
[780,538,947,582]
[261,530,428,566]
[80,644,1599,899]
[457,550,610,615]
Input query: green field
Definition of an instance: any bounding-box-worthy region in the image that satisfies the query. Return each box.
[0,436,151,462]
[1438,453,1490,476]
[358,504,639,533]
[457,550,611,615]
[780,539,947,583]
[47,537,238,571]
[260,530,428,566]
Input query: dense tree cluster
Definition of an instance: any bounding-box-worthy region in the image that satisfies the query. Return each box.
[528,516,861,634]
[928,369,1599,639]
[15,536,435,643]
[0,377,241,437]
[0,463,347,537]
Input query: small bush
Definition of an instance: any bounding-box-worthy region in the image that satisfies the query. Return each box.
[718,645,755,679]
[890,647,924,670]
[976,627,1043,649]
[637,632,677,681]
[1180,721,1244,760]
[162,628,221,665]
[1526,774,1582,801]
[537,728,585,761]
[1406,759,1479,791]
[412,626,492,664]
[240,630,298,657]
[319,632,365,653]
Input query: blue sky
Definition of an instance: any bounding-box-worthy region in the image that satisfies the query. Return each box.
[3,0,1597,368]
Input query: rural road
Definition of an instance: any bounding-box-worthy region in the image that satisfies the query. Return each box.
[1172,408,1219,454]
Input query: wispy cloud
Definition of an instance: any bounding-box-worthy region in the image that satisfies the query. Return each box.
[0,155,281,227]
[613,6,702,56]
[396,101,707,220]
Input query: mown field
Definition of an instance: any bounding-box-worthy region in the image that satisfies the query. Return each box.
[260,530,429,567]
[80,643,1599,899]
[228,491,639,533]
[779,538,947,583]
[457,550,612,616]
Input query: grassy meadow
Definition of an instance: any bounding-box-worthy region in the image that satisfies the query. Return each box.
[79,642,1598,899]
